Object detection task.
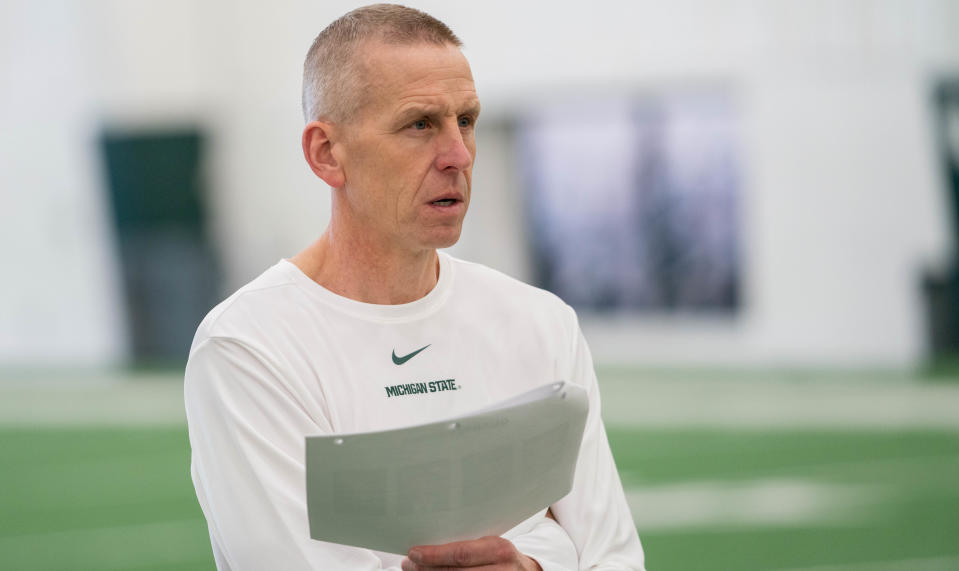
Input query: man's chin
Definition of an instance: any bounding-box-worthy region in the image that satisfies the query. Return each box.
[424,228,463,250]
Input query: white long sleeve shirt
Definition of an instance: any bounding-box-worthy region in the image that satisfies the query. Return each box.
[184,252,645,570]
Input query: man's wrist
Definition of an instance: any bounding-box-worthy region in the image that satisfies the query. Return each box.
[522,553,544,571]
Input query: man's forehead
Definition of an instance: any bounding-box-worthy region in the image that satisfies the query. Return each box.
[353,40,477,113]
[356,39,473,84]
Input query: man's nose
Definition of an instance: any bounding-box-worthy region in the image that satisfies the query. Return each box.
[435,125,473,172]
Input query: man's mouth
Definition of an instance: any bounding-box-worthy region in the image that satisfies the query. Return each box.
[431,199,458,206]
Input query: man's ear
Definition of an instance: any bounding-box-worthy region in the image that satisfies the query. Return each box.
[302,121,345,188]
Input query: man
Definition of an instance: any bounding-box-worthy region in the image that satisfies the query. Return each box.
[184,4,644,570]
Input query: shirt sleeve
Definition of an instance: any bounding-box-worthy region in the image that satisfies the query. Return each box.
[551,309,646,570]
[184,336,403,571]
[506,515,579,571]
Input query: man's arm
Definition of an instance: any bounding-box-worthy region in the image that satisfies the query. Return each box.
[404,317,646,571]
[185,336,401,570]
[550,309,646,570]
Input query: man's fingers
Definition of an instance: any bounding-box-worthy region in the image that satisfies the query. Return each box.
[408,536,512,567]
[402,560,503,571]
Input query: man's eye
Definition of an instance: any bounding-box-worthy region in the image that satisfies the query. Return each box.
[411,119,429,130]
[458,116,473,128]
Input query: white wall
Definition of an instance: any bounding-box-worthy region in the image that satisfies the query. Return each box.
[2,0,958,368]
[0,0,127,366]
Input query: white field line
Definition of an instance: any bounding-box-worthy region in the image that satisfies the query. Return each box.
[0,517,198,543]
[626,478,883,531]
[0,375,186,426]
[0,518,206,568]
[619,452,959,495]
[599,377,959,429]
[769,556,959,571]
[2,372,959,429]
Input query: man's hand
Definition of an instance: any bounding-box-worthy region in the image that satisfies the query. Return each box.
[402,536,542,571]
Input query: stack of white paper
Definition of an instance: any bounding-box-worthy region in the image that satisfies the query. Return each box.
[305,381,588,555]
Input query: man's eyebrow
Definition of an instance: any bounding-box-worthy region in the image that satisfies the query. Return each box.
[393,100,481,124]
[392,104,443,124]
[460,100,482,117]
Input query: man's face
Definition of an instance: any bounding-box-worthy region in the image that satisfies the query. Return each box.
[333,41,480,254]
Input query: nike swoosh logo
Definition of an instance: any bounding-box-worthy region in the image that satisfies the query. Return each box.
[392,344,431,365]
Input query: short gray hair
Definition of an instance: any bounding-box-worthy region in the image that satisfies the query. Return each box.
[302,4,462,123]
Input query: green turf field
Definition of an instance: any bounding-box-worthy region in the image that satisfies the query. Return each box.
[610,428,959,570]
[1,424,957,570]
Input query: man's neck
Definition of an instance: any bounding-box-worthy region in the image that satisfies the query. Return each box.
[290,229,440,305]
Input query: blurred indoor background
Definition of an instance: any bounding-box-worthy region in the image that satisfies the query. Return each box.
[1,1,958,570]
